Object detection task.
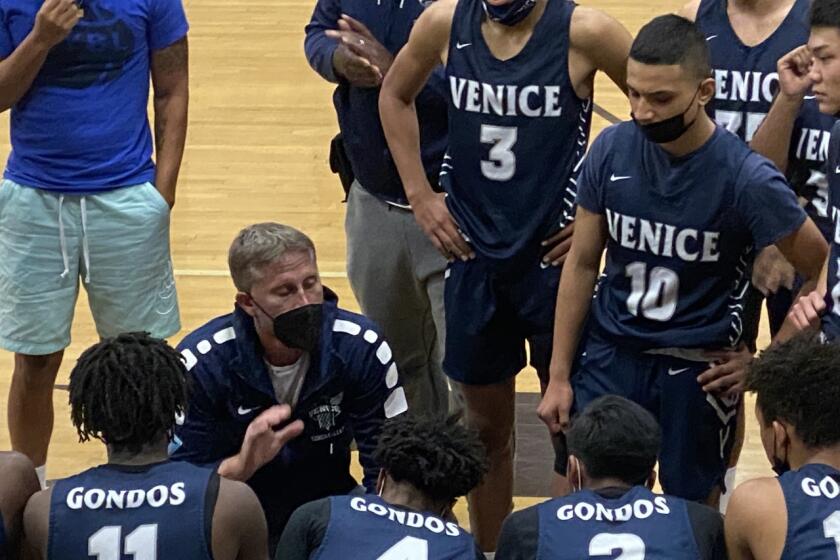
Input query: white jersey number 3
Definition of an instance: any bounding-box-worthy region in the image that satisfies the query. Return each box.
[480,124,517,181]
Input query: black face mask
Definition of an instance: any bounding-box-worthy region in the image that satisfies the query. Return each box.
[482,0,537,26]
[632,87,701,144]
[771,430,791,476]
[250,298,323,352]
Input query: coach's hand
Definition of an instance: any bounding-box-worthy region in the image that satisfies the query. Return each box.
[777,45,815,100]
[412,191,474,261]
[218,405,304,482]
[542,223,574,267]
[697,344,753,398]
[752,245,795,296]
[788,290,826,331]
[33,0,83,49]
[327,15,393,87]
[538,379,574,434]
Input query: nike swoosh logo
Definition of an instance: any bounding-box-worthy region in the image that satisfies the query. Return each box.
[835,165,840,174]
[456,42,471,49]
[237,406,260,416]
[706,35,718,41]
[610,174,632,182]
[668,367,690,376]
[805,95,817,100]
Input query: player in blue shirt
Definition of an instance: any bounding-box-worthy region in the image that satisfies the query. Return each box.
[277,415,487,560]
[725,335,840,559]
[379,0,631,550]
[0,452,39,560]
[22,333,275,560]
[538,14,828,507]
[497,395,726,560]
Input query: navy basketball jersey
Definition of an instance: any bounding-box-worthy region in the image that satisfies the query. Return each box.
[0,512,6,560]
[536,487,701,558]
[443,0,592,261]
[313,495,478,559]
[779,463,840,559]
[48,461,216,560]
[576,123,806,350]
[821,120,840,341]
[789,101,836,240]
[695,0,809,142]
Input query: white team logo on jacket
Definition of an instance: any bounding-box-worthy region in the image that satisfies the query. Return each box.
[309,392,343,431]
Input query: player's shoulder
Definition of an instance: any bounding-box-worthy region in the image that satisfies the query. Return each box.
[588,122,635,159]
[413,0,457,48]
[0,451,34,481]
[214,477,263,527]
[569,4,626,49]
[727,476,785,521]
[676,0,702,21]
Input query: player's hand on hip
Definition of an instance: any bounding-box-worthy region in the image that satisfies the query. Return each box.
[537,379,574,434]
[777,45,815,100]
[751,245,796,296]
[412,191,474,261]
[541,222,574,267]
[788,290,826,331]
[239,405,305,480]
[698,343,754,398]
[33,0,83,49]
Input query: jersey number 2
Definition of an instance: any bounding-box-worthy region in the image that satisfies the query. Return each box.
[589,533,646,559]
[480,124,517,181]
[377,536,429,560]
[88,524,158,560]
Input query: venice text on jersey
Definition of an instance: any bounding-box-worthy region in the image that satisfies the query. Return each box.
[606,209,721,263]
[449,77,564,118]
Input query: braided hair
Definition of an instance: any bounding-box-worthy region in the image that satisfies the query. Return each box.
[68,332,188,454]
[373,414,488,504]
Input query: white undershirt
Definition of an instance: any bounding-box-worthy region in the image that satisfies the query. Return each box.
[265,353,309,407]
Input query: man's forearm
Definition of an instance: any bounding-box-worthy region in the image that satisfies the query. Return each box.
[750,93,803,173]
[153,89,188,205]
[549,259,599,382]
[0,33,54,112]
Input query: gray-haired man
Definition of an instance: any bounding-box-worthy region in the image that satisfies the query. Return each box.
[170,222,408,553]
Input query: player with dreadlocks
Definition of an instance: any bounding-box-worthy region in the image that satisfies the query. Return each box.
[22,332,299,560]
[276,415,488,559]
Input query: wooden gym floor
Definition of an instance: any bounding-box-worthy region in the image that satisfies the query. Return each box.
[0,0,775,519]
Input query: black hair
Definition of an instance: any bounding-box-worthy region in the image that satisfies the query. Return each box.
[566,395,661,485]
[373,415,488,503]
[69,332,188,454]
[629,14,712,80]
[747,333,840,448]
[812,0,840,29]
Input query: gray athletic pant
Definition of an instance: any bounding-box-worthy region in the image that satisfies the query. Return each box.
[345,182,450,416]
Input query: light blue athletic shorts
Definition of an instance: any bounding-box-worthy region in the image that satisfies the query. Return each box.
[0,179,181,355]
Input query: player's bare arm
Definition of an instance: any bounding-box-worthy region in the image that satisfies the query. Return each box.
[537,206,608,433]
[568,6,633,98]
[380,0,473,262]
[725,477,787,560]
[677,0,702,22]
[776,217,829,300]
[151,36,189,209]
[778,254,829,340]
[0,452,39,560]
[0,0,82,112]
[212,478,269,560]
[21,488,52,559]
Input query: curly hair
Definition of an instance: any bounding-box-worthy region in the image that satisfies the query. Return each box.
[747,333,840,448]
[373,415,488,503]
[68,332,188,454]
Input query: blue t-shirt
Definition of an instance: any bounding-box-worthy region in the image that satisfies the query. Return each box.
[577,122,806,350]
[312,495,479,559]
[0,0,188,191]
[696,0,809,142]
[534,487,703,559]
[778,463,840,559]
[821,121,840,340]
[47,461,216,560]
[442,0,591,262]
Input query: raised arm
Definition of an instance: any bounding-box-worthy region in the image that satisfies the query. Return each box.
[750,46,813,173]
[0,0,81,112]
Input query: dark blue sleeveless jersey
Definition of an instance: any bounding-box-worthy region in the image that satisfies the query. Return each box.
[0,512,6,560]
[48,461,216,560]
[778,463,840,559]
[696,0,809,142]
[790,100,835,240]
[442,0,592,261]
[313,495,478,559]
[535,487,701,558]
[576,123,806,350]
[822,121,840,340]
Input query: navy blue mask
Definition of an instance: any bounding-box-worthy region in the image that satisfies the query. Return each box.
[482,0,537,26]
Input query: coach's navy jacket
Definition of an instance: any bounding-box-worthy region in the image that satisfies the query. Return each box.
[170,289,406,544]
[303,0,448,205]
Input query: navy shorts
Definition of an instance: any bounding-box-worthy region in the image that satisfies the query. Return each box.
[568,327,739,501]
[442,254,560,385]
